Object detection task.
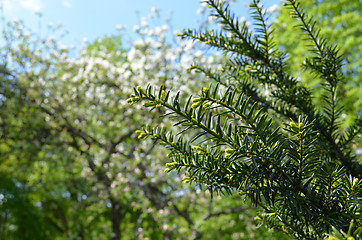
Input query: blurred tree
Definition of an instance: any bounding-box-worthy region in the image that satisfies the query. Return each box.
[0,10,289,240]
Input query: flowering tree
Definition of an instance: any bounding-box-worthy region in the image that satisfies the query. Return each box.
[0,8,288,240]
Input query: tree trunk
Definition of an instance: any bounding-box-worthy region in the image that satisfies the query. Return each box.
[111,200,122,240]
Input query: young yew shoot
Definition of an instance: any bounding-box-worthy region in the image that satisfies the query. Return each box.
[129,0,362,239]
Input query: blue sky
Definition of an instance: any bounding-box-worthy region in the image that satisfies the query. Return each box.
[1,0,279,45]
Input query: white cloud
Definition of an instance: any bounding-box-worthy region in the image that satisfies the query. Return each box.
[62,0,72,8]
[20,0,44,12]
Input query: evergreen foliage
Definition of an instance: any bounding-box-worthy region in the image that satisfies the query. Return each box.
[273,0,361,126]
[128,0,362,239]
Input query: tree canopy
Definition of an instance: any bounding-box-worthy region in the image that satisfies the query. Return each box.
[0,7,288,240]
